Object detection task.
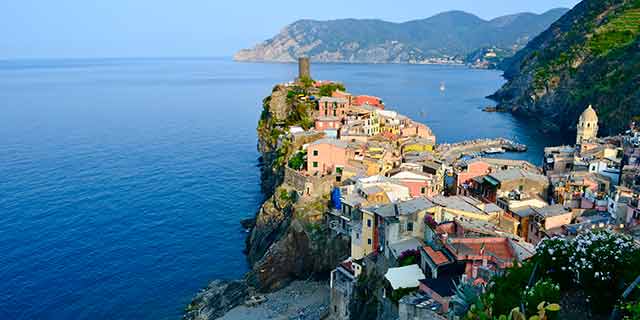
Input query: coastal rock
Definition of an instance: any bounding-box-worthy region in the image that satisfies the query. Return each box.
[240,217,256,230]
[246,219,349,292]
[245,193,293,267]
[183,280,248,320]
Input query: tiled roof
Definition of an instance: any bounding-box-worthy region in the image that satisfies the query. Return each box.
[423,246,451,266]
[532,204,570,218]
[310,138,349,148]
[449,237,515,263]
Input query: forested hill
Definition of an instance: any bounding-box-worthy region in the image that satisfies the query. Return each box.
[491,0,640,134]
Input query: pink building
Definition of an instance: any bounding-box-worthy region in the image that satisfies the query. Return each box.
[315,116,342,131]
[456,160,490,195]
[391,171,437,198]
[307,138,352,175]
[318,97,348,119]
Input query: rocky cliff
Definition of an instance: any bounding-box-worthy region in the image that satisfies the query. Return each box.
[491,0,640,134]
[185,84,349,319]
[234,9,568,66]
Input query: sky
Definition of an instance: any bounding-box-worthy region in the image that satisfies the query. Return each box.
[0,0,581,59]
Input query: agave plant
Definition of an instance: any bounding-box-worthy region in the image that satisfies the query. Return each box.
[449,280,482,317]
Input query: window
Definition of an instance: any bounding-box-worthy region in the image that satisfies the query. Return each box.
[519,185,524,191]
[313,162,318,168]
[313,150,318,156]
[421,187,427,194]
[367,238,372,245]
[367,219,372,228]
[407,222,414,232]
[356,233,359,239]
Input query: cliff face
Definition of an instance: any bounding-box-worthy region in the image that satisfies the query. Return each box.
[185,84,350,319]
[234,9,568,66]
[248,85,349,292]
[491,0,640,134]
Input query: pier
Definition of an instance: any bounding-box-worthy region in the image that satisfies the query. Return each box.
[436,138,527,163]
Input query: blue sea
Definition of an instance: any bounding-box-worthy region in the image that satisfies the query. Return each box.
[0,58,564,320]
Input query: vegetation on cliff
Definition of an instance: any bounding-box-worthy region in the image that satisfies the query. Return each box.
[492,0,640,134]
[248,82,350,294]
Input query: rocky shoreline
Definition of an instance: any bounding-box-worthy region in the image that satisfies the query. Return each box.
[184,83,349,320]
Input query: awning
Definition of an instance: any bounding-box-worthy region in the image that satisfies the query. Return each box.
[484,176,500,186]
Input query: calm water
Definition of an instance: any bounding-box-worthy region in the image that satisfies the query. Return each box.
[0,58,561,320]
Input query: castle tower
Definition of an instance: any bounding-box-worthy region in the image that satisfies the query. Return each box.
[298,57,310,80]
[576,105,599,145]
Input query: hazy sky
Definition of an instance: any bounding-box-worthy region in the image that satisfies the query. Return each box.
[0,0,581,59]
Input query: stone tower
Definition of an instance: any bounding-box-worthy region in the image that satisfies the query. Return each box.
[576,105,599,145]
[298,57,311,80]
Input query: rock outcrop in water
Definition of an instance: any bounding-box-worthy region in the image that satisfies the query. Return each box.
[184,280,248,320]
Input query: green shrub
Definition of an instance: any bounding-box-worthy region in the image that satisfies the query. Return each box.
[288,151,306,170]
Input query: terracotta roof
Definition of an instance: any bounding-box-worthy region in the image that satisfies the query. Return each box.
[423,246,450,266]
[449,237,515,263]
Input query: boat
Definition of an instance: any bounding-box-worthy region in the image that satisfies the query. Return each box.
[484,147,506,154]
[439,82,446,91]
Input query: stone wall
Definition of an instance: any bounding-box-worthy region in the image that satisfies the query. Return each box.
[284,167,335,198]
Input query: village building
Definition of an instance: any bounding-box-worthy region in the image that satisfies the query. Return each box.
[307,138,354,175]
[550,171,611,210]
[608,186,640,225]
[417,220,534,312]
[471,168,549,203]
[329,259,360,320]
[318,97,348,119]
[527,205,573,244]
[544,145,576,175]
[391,171,439,198]
[314,116,342,132]
[454,159,491,195]
[353,95,384,109]
[331,90,353,105]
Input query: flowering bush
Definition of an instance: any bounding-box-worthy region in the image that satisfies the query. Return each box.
[535,229,638,314]
[536,236,574,288]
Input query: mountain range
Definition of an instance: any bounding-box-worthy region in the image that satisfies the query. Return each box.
[234,9,569,66]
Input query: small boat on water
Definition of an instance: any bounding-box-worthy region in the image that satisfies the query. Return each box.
[484,147,506,154]
[439,82,446,92]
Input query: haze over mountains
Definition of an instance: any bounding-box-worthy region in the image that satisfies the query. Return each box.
[235,8,569,66]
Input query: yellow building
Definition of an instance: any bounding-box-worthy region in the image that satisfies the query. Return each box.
[351,209,376,259]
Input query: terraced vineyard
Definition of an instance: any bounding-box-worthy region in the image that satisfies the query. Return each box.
[589,2,640,55]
